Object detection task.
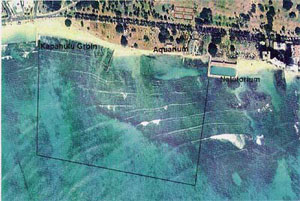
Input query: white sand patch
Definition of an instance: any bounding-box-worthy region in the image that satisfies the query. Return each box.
[285,70,299,84]
[1,56,12,60]
[140,121,150,126]
[151,119,161,125]
[237,59,275,76]
[236,59,299,81]
[106,105,116,112]
[210,134,247,149]
[294,122,299,136]
[22,51,30,58]
[139,119,161,126]
[258,103,272,113]
[121,92,128,100]
[256,135,264,145]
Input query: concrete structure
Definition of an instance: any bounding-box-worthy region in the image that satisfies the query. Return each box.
[262,51,271,61]
[273,42,287,51]
[208,57,238,78]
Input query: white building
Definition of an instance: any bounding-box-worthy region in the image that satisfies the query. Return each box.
[8,0,23,14]
[273,42,287,51]
[23,0,34,11]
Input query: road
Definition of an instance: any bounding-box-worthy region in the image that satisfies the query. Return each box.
[2,3,300,45]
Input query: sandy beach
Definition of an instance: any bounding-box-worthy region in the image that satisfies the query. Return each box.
[2,17,299,81]
[236,59,276,75]
[2,18,148,56]
[2,17,208,60]
[237,58,299,83]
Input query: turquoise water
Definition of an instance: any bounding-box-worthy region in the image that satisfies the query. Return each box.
[2,36,300,201]
[210,66,236,77]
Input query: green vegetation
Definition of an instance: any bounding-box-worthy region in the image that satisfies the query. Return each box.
[65,19,72,27]
[258,3,265,12]
[115,24,124,33]
[121,35,128,46]
[265,5,276,33]
[283,0,293,11]
[289,12,296,18]
[208,43,218,57]
[44,0,62,11]
[195,8,213,25]
[158,27,170,43]
[143,35,149,42]
[295,27,300,35]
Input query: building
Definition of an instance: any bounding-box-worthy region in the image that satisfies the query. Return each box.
[273,42,287,51]
[23,0,34,15]
[291,45,300,72]
[8,0,23,15]
[262,51,271,61]
[173,6,194,21]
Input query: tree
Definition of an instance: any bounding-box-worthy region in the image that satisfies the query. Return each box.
[289,12,296,18]
[44,1,61,11]
[195,7,212,24]
[143,35,149,42]
[115,24,124,33]
[212,35,222,44]
[200,8,212,23]
[230,45,235,52]
[171,28,177,35]
[251,4,256,13]
[295,27,300,35]
[121,35,128,46]
[265,6,275,33]
[283,0,293,11]
[258,3,264,12]
[158,27,170,43]
[208,43,218,57]
[176,35,184,44]
[91,1,99,9]
[65,19,72,27]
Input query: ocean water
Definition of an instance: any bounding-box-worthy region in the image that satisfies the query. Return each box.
[2,36,300,201]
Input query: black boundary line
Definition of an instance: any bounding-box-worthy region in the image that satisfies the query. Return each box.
[35,35,209,186]
[194,78,210,186]
[37,153,195,186]
[17,159,33,200]
[36,41,40,155]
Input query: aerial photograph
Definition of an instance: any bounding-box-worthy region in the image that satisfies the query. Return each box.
[1,0,300,200]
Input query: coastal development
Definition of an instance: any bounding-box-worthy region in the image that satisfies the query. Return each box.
[3,0,300,79]
[1,1,300,201]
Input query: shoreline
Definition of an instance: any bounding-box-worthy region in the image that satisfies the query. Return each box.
[1,17,207,61]
[1,17,299,81]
